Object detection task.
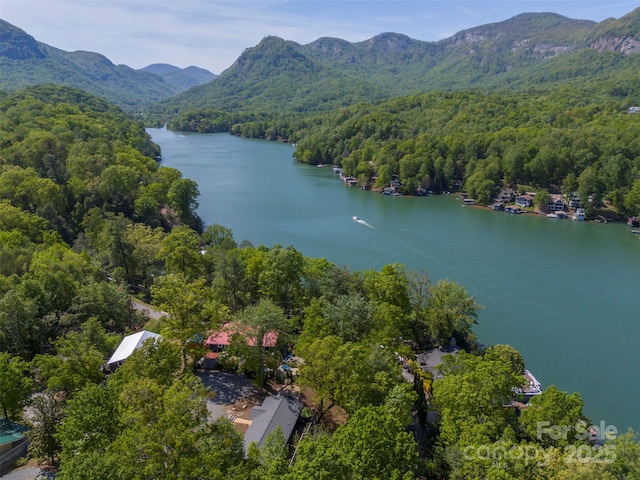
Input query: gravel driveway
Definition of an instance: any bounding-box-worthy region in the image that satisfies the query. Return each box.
[196,371,259,420]
[0,467,53,480]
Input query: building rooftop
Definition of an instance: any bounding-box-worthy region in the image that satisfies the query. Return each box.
[415,345,461,380]
[243,393,302,454]
[107,330,161,367]
[206,323,278,348]
[0,418,27,448]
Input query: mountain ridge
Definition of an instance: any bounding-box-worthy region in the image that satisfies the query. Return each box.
[0,19,212,111]
[139,63,217,90]
[2,8,640,115]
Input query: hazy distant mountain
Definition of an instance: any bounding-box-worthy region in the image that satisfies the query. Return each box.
[139,64,216,90]
[0,20,185,110]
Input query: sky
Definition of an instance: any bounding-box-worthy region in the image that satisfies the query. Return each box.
[1,0,637,74]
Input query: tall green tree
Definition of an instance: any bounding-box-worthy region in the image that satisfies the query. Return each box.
[624,178,640,216]
[425,279,481,348]
[167,178,200,228]
[56,383,121,459]
[151,273,217,372]
[333,404,419,479]
[111,376,241,480]
[296,335,343,419]
[433,352,521,447]
[238,299,287,387]
[0,352,33,421]
[285,429,350,480]
[159,225,204,281]
[27,391,64,465]
[325,293,375,342]
[0,289,40,358]
[484,344,525,376]
[363,263,411,312]
[33,318,113,394]
[519,385,588,448]
[258,245,305,314]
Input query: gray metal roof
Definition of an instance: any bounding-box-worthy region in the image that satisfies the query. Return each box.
[416,346,461,379]
[243,393,302,454]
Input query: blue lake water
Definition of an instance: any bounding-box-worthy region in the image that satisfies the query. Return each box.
[149,128,640,434]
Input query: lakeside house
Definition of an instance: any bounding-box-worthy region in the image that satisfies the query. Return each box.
[547,195,566,212]
[415,344,542,408]
[107,330,162,370]
[515,194,534,208]
[495,188,516,204]
[504,206,522,214]
[517,370,543,400]
[568,192,581,209]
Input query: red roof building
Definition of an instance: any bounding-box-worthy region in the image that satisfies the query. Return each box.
[205,322,279,352]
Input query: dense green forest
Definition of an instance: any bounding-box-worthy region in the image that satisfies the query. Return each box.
[168,88,640,219]
[1,86,638,479]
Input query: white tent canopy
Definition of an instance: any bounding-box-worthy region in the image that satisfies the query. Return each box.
[107,330,161,367]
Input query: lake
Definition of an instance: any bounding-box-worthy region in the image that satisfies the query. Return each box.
[148,127,640,434]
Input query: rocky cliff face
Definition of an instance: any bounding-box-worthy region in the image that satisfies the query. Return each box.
[0,20,46,60]
[590,37,640,55]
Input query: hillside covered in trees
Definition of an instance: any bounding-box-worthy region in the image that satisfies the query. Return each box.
[1,86,638,480]
[290,90,640,217]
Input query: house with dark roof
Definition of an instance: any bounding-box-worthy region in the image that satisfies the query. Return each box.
[415,345,461,381]
[568,192,581,209]
[243,393,302,455]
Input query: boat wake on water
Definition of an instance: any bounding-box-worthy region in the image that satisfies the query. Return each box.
[352,216,375,229]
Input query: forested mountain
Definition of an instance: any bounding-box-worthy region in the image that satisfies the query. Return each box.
[0,20,183,111]
[148,35,388,119]
[139,63,217,90]
[154,8,640,117]
[300,13,595,93]
[3,9,640,117]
